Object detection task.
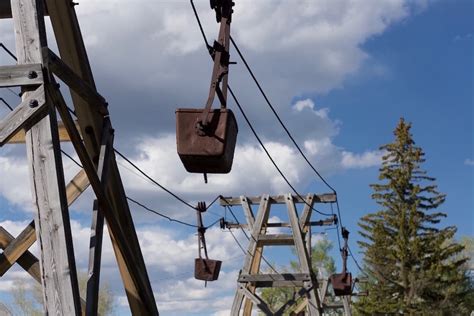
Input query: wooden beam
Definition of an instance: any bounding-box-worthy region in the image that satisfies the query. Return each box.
[0,226,41,282]
[286,194,322,315]
[45,48,108,115]
[257,234,295,246]
[0,227,89,315]
[45,1,158,313]
[231,195,270,316]
[0,0,48,18]
[50,83,156,315]
[66,168,89,205]
[242,197,261,316]
[0,167,91,277]
[7,120,81,144]
[239,273,311,283]
[238,284,273,315]
[11,0,81,314]
[221,193,337,206]
[0,85,47,146]
[86,119,113,316]
[0,63,43,87]
[0,221,35,276]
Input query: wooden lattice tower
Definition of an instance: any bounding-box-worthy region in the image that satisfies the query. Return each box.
[0,0,158,315]
[220,193,352,316]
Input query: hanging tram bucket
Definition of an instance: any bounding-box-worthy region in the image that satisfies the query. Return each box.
[194,258,222,281]
[176,108,238,174]
[330,272,353,296]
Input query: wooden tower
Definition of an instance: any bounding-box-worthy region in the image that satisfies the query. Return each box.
[0,0,158,314]
[220,193,352,316]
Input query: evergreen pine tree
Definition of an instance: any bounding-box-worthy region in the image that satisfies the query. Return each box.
[356,118,471,314]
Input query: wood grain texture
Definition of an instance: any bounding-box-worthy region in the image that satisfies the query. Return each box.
[66,169,90,205]
[45,48,108,115]
[221,193,337,206]
[0,220,35,276]
[0,0,48,18]
[286,194,321,315]
[44,1,158,313]
[7,120,81,143]
[86,119,113,316]
[12,0,81,314]
[0,227,88,314]
[0,85,47,146]
[0,63,43,87]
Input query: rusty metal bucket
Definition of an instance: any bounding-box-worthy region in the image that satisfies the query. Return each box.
[176,108,238,173]
[330,272,352,296]
[194,258,222,281]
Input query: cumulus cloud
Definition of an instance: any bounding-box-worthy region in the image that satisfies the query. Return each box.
[0,1,431,314]
[341,150,385,169]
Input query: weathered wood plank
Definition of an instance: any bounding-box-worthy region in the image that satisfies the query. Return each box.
[0,220,35,276]
[0,0,48,18]
[0,226,41,282]
[12,0,81,314]
[86,119,113,316]
[45,2,158,313]
[286,194,321,315]
[299,194,315,229]
[45,48,108,115]
[0,63,43,87]
[221,193,337,206]
[66,169,90,205]
[238,284,273,315]
[231,195,270,316]
[7,119,81,143]
[50,83,156,314]
[239,273,311,283]
[0,227,88,314]
[0,168,90,276]
[257,234,295,246]
[0,85,47,146]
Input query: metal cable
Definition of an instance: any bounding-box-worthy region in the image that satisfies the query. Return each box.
[228,86,333,217]
[229,36,337,194]
[188,1,333,218]
[115,149,197,210]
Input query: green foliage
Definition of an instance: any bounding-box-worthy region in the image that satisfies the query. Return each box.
[356,118,473,314]
[259,237,336,315]
[10,270,115,315]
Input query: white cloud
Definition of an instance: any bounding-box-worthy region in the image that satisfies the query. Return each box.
[341,150,384,169]
[464,158,474,166]
[292,98,329,119]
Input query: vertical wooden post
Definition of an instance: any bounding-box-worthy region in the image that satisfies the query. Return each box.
[11,0,81,314]
[86,119,113,316]
[231,195,270,316]
[286,194,321,316]
[44,2,159,313]
[241,196,266,316]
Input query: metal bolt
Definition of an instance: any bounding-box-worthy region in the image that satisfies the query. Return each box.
[28,71,38,79]
[29,99,38,108]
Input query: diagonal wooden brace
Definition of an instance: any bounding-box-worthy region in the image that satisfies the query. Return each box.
[49,80,158,312]
[239,284,273,315]
[44,48,108,115]
[0,221,35,276]
[0,226,90,315]
[0,168,90,276]
[0,84,47,146]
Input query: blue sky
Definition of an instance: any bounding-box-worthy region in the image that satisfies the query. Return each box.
[0,0,472,315]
